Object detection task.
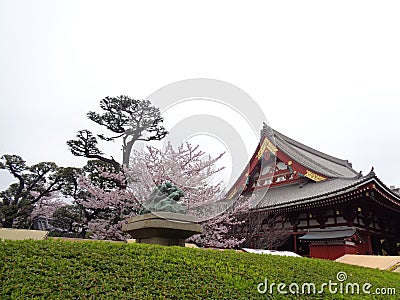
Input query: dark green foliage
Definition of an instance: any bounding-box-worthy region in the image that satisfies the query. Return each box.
[2,240,399,299]
[66,130,121,172]
[67,130,103,159]
[67,95,168,168]
[87,96,167,144]
[82,159,124,190]
[0,155,80,228]
[50,206,82,233]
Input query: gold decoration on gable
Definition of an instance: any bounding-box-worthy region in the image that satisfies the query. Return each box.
[256,138,278,159]
[305,170,326,182]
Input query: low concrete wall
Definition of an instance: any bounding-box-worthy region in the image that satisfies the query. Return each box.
[0,228,48,240]
[336,254,400,271]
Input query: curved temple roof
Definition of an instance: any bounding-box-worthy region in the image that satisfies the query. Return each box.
[299,226,357,240]
[258,172,372,209]
[272,129,359,178]
[234,124,400,211]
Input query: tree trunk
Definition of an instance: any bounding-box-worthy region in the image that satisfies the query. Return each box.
[122,139,135,168]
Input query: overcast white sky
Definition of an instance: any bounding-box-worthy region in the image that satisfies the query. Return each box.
[1,1,399,191]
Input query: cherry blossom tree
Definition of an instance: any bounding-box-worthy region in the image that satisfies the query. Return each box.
[128,142,225,213]
[189,195,290,250]
[28,141,277,247]
[46,143,226,241]
[29,192,67,222]
[28,192,74,231]
[187,196,250,248]
[73,161,139,240]
[128,142,250,248]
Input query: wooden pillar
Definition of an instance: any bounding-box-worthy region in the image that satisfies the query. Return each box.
[367,234,373,255]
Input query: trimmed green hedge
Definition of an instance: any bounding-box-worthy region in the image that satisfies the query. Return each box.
[1,239,399,299]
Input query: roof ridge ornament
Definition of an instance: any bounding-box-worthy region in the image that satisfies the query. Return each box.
[260,122,274,138]
[369,166,375,176]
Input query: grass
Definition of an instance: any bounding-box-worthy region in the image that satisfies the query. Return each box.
[1,239,399,299]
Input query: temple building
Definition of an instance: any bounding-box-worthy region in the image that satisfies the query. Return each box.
[229,124,400,260]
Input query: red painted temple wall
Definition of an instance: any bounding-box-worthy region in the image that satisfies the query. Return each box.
[309,243,358,260]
